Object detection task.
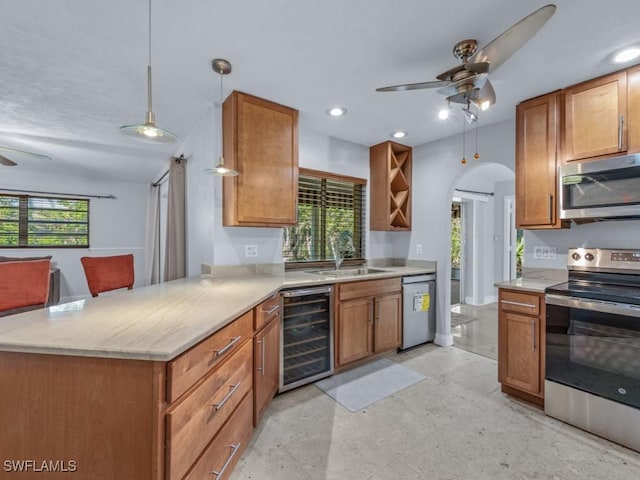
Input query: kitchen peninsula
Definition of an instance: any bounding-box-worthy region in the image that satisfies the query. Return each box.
[0,264,433,479]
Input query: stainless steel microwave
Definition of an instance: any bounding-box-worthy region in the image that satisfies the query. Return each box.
[559,154,640,221]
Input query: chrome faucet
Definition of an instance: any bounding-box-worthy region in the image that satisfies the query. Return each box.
[331,231,354,271]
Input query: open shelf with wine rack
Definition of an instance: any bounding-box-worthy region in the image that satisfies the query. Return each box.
[370,141,412,231]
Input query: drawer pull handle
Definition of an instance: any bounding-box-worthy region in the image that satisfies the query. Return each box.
[210,443,240,478]
[212,383,241,411]
[262,304,279,315]
[500,300,536,309]
[213,336,241,357]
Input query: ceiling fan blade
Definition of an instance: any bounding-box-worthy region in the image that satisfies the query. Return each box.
[436,73,488,97]
[0,146,51,161]
[0,154,18,167]
[468,4,556,73]
[376,80,450,92]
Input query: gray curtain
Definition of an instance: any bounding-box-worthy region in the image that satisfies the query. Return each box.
[164,156,186,281]
[144,183,161,285]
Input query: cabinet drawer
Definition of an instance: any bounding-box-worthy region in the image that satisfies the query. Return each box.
[338,277,401,301]
[166,340,253,480]
[254,294,280,331]
[499,290,540,316]
[183,391,254,480]
[167,310,253,403]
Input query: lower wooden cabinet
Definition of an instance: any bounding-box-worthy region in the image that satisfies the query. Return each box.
[183,391,254,480]
[498,288,545,406]
[336,278,402,367]
[253,310,280,426]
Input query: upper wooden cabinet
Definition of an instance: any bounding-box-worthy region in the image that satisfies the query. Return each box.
[515,91,565,229]
[222,91,298,227]
[627,65,640,153]
[369,141,412,231]
[563,71,627,162]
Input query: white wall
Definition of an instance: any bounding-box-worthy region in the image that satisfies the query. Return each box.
[1,168,148,302]
[180,105,375,273]
[524,220,640,268]
[408,119,516,346]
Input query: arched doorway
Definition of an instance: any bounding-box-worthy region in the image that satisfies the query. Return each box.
[449,162,514,359]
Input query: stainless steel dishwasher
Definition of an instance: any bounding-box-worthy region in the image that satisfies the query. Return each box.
[401,274,437,350]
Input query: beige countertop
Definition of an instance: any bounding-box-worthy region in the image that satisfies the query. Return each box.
[0,265,434,361]
[494,268,567,293]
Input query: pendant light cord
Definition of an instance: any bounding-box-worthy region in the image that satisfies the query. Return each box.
[147,0,153,114]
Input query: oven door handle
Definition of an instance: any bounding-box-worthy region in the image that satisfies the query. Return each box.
[545,294,640,318]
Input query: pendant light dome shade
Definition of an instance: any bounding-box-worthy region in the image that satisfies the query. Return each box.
[206,58,239,177]
[120,0,176,143]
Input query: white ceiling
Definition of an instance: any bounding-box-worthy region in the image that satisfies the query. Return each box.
[2,0,640,182]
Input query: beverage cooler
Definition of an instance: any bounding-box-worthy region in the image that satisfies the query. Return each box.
[279,286,333,392]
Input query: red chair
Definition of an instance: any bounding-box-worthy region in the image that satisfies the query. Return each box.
[0,259,51,316]
[80,254,134,297]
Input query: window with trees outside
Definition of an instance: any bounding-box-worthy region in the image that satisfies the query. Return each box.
[0,194,89,248]
[283,168,366,267]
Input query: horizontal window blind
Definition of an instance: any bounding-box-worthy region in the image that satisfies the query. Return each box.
[284,170,366,264]
[0,194,89,248]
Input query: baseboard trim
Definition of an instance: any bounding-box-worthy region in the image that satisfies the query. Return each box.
[434,333,453,346]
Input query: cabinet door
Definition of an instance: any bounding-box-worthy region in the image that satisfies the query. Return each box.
[373,293,401,352]
[254,315,280,425]
[223,91,298,227]
[498,311,540,395]
[516,92,563,229]
[564,71,627,161]
[336,298,373,366]
[628,65,640,154]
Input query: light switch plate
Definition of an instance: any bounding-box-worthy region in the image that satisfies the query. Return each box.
[245,245,258,257]
[416,244,423,255]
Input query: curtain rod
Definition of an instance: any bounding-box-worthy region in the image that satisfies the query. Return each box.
[0,187,116,199]
[455,188,495,197]
[152,154,187,186]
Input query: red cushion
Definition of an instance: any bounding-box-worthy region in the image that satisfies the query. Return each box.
[0,259,51,312]
[80,254,134,297]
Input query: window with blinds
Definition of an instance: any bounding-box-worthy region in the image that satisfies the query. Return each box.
[283,169,366,265]
[0,194,89,248]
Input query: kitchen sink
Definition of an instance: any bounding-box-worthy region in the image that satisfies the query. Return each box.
[307,267,389,277]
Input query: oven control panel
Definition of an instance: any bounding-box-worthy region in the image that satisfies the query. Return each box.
[568,248,640,271]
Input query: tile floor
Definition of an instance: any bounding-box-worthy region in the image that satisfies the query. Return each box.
[230,306,640,480]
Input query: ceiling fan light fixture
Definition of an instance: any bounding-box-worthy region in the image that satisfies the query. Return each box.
[614,47,640,64]
[462,107,478,124]
[119,0,176,144]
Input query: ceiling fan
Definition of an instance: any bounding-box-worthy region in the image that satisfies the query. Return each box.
[376,4,556,111]
[0,146,52,167]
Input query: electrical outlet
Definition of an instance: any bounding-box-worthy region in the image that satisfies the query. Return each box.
[534,246,557,259]
[245,245,258,257]
[416,244,423,255]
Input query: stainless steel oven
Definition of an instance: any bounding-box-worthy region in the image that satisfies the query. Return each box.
[545,248,640,452]
[559,154,640,221]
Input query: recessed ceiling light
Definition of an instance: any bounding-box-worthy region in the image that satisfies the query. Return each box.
[614,47,640,63]
[438,109,450,120]
[327,107,347,117]
[391,131,407,139]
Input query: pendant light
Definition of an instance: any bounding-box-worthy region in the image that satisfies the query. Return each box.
[206,58,239,176]
[120,0,176,143]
